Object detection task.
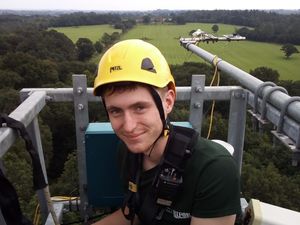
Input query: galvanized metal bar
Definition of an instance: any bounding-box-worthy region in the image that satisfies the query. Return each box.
[189,75,205,133]
[261,86,288,121]
[72,75,89,219]
[21,86,244,103]
[21,88,101,103]
[45,203,64,225]
[227,89,247,173]
[277,97,300,134]
[0,91,46,158]
[253,82,276,114]
[26,118,50,223]
[21,88,74,102]
[26,118,48,183]
[176,86,244,101]
[45,199,81,225]
[181,43,300,124]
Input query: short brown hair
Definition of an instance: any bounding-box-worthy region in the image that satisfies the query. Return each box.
[97,81,152,97]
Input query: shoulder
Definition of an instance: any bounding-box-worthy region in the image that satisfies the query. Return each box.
[186,138,241,218]
[194,136,232,156]
[187,136,236,171]
[184,136,240,196]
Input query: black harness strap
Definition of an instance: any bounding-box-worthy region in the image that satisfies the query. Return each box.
[122,153,143,224]
[122,125,198,225]
[0,169,33,225]
[0,114,47,225]
[0,114,47,190]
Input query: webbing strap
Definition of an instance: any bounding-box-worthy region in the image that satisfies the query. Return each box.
[0,114,47,190]
[0,113,48,225]
[122,153,142,223]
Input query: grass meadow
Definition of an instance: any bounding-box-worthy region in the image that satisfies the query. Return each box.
[53,23,300,80]
[51,24,121,43]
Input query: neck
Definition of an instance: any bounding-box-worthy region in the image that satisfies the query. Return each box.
[143,135,168,170]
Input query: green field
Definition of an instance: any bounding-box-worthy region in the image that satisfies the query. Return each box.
[53,23,300,80]
[51,24,121,43]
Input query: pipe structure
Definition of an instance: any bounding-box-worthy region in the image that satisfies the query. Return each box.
[181,42,300,124]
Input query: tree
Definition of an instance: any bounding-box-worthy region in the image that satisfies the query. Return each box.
[143,15,151,24]
[280,44,299,59]
[111,32,120,42]
[212,24,219,33]
[0,88,19,114]
[101,32,113,47]
[50,152,79,195]
[75,38,95,61]
[94,41,104,53]
[173,16,186,25]
[249,67,280,82]
[0,69,23,89]
[1,52,59,88]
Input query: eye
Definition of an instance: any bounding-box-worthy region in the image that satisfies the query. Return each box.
[108,108,122,117]
[135,104,145,113]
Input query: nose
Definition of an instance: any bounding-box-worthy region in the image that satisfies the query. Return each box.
[122,112,136,133]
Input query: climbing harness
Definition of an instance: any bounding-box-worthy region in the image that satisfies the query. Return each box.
[122,124,198,225]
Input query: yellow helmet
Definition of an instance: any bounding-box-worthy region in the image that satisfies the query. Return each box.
[93,39,175,96]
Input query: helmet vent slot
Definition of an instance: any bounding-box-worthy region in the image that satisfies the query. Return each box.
[141,58,156,73]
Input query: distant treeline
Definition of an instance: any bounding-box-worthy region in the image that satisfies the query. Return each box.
[177,10,300,45]
[49,12,122,27]
[1,10,300,44]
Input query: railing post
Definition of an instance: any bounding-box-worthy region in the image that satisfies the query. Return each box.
[227,89,247,173]
[27,118,50,223]
[19,92,50,223]
[73,75,89,221]
[189,75,205,134]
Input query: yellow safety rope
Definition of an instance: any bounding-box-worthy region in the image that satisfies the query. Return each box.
[33,196,80,225]
[206,55,220,139]
[33,203,40,225]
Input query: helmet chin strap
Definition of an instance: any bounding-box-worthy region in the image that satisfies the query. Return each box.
[147,87,170,157]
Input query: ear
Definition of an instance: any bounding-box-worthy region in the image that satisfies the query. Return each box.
[163,89,175,115]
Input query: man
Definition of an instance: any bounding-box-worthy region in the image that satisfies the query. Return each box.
[92,39,240,225]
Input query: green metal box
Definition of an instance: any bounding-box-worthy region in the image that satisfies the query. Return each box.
[85,122,123,207]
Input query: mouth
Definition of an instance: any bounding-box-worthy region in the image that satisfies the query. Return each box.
[123,132,145,142]
[125,134,142,140]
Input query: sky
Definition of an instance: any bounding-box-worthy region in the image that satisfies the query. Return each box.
[0,0,299,11]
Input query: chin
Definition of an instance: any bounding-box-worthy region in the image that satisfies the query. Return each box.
[125,143,148,154]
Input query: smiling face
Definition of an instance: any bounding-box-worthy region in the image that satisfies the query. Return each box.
[104,85,175,155]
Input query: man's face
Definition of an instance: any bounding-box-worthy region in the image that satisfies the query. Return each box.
[104,85,174,154]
